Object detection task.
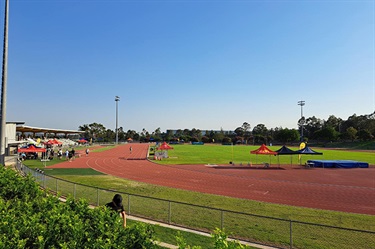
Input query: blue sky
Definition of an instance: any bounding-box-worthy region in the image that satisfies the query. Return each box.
[2,0,374,133]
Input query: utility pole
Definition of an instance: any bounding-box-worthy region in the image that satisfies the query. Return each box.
[115,96,120,144]
[0,0,9,166]
[297,100,305,141]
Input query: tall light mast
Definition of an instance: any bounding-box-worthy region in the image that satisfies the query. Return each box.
[0,0,9,165]
[297,100,305,141]
[115,96,120,144]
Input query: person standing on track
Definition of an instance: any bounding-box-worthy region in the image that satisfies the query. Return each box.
[129,146,132,154]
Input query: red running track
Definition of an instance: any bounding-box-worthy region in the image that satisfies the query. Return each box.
[48,143,375,215]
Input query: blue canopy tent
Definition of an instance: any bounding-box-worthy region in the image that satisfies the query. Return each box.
[275,145,298,166]
[296,146,323,155]
[295,145,323,165]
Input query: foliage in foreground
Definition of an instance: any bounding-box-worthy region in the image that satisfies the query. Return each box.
[0,166,155,249]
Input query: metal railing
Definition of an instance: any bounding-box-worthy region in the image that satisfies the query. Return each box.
[16,161,375,249]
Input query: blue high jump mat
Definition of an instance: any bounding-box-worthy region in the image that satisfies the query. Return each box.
[307,160,369,168]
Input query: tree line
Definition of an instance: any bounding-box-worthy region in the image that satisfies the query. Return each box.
[78,112,375,144]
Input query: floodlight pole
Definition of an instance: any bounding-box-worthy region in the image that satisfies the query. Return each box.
[297,100,305,141]
[115,96,120,144]
[231,142,234,163]
[0,0,9,166]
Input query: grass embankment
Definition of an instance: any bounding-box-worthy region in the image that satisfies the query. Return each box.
[22,144,375,248]
[315,141,374,150]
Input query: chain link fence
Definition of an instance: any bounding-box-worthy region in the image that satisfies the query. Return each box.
[16,162,375,249]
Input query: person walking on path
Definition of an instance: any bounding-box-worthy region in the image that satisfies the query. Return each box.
[106,194,126,227]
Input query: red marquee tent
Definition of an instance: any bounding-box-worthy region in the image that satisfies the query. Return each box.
[250,144,277,155]
[77,139,88,143]
[250,144,277,166]
[18,145,46,153]
[44,140,53,145]
[45,139,62,145]
[157,142,173,150]
[52,139,62,145]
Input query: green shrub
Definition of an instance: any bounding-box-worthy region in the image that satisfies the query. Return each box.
[0,167,156,248]
[0,166,41,200]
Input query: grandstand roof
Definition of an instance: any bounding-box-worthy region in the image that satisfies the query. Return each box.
[16,125,84,135]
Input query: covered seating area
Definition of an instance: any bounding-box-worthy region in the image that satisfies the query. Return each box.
[16,125,84,137]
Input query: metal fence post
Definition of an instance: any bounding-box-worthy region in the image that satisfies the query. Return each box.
[128,194,131,215]
[290,220,293,249]
[73,183,76,199]
[56,178,58,194]
[221,210,224,230]
[97,188,99,206]
[168,201,171,224]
